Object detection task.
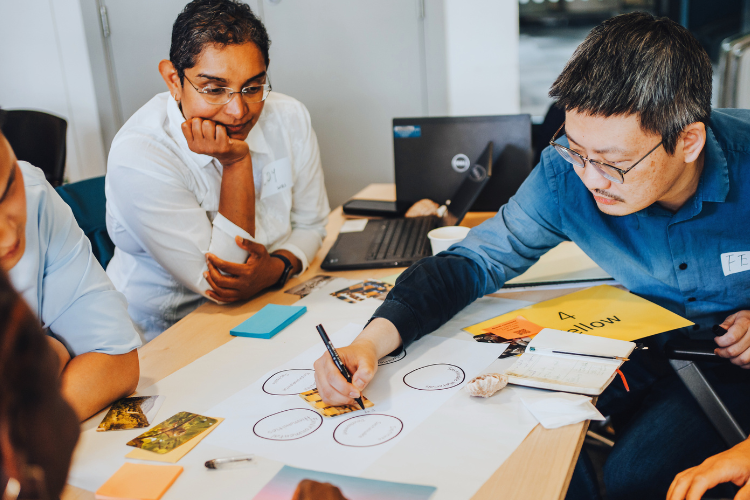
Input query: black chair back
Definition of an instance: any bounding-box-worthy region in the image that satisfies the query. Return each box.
[2,110,67,187]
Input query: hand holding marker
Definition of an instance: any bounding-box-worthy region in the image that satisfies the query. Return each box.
[316,324,366,411]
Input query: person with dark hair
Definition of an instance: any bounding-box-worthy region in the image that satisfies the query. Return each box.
[313,11,750,499]
[0,109,140,422]
[105,0,329,340]
[0,267,80,500]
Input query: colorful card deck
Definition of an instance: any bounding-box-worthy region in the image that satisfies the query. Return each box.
[299,388,374,417]
[330,280,393,303]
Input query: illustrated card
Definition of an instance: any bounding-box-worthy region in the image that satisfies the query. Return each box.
[97,395,165,432]
[126,411,218,454]
[299,388,374,417]
[284,275,335,298]
[330,280,393,303]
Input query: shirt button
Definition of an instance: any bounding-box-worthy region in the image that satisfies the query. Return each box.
[693,324,700,331]
[687,297,696,302]
[679,263,688,270]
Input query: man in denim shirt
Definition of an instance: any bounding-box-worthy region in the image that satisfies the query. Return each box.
[315,12,750,500]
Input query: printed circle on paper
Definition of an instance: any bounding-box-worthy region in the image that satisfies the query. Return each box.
[262,369,316,395]
[403,363,465,391]
[253,408,323,441]
[333,414,404,447]
[378,349,406,366]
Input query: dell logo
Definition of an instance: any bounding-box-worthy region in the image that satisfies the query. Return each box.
[451,154,470,173]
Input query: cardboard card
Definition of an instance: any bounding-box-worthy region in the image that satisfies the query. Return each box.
[284,275,335,297]
[299,388,373,417]
[330,280,393,303]
[126,412,218,455]
[125,418,224,463]
[95,463,182,500]
[230,304,307,339]
[465,284,693,342]
[481,316,543,340]
[97,396,165,432]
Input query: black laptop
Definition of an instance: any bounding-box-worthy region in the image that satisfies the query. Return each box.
[393,114,531,213]
[322,142,493,271]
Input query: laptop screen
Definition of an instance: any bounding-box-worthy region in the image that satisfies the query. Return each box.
[442,142,493,227]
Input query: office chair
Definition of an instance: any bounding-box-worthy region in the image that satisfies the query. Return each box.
[1,110,67,187]
[531,104,565,166]
[55,176,115,269]
[665,337,747,447]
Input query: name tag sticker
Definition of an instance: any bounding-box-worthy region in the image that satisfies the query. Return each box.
[721,251,750,276]
[261,158,293,200]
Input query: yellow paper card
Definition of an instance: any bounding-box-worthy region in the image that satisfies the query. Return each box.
[465,285,693,341]
[125,418,224,463]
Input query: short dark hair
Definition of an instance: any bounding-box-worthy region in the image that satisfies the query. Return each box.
[170,0,270,82]
[549,12,712,155]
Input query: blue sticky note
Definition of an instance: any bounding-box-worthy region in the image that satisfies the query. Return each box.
[230,304,307,339]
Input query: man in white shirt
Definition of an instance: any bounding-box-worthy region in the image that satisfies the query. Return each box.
[106,0,330,341]
[0,110,141,421]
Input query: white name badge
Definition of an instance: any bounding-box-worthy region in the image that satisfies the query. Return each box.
[260,158,293,200]
[721,251,750,276]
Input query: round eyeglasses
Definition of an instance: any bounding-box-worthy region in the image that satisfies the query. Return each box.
[184,75,272,105]
[549,122,662,184]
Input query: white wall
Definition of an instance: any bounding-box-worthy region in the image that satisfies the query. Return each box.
[0,0,106,182]
[443,0,520,116]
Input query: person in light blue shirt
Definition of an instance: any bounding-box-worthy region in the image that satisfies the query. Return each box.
[313,12,750,500]
[0,109,141,421]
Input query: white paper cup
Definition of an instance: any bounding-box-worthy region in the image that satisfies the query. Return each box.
[427,226,471,255]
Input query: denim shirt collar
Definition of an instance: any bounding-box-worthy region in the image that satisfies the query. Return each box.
[636,125,729,221]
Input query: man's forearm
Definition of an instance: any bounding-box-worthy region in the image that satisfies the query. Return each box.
[61,350,140,421]
[219,155,255,236]
[372,253,490,347]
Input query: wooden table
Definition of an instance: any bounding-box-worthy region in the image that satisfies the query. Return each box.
[63,184,589,500]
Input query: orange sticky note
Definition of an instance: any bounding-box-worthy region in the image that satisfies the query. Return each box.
[95,463,182,500]
[481,316,543,340]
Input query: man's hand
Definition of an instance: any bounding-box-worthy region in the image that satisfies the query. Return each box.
[667,438,750,500]
[204,236,289,303]
[313,340,379,406]
[715,311,750,368]
[182,117,250,167]
[313,318,403,405]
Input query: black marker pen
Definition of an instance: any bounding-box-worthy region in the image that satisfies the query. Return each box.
[316,324,365,411]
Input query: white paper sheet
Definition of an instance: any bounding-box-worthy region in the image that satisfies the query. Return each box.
[68,290,540,500]
[517,388,604,429]
[204,323,506,476]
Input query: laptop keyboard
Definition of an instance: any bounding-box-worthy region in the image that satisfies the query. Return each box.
[367,217,438,261]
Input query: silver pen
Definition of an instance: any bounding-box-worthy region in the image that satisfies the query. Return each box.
[205,455,254,469]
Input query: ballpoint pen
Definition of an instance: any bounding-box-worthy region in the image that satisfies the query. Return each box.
[205,455,254,469]
[316,324,366,411]
[529,346,630,361]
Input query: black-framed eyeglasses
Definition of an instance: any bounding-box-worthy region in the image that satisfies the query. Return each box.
[183,75,272,105]
[549,122,662,184]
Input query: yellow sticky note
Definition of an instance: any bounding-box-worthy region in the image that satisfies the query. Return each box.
[125,418,224,463]
[465,285,693,341]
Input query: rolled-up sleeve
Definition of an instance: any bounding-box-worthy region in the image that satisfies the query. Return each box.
[106,140,250,301]
[373,155,569,347]
[276,103,330,272]
[39,181,141,356]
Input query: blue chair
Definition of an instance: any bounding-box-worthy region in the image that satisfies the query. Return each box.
[55,176,115,269]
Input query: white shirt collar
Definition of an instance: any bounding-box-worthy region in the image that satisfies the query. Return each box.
[166,94,272,167]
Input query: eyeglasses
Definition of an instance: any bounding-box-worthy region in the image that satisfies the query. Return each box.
[183,75,272,105]
[549,122,663,184]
